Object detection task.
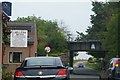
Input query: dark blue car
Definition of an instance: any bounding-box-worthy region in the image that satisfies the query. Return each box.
[78,64,84,68]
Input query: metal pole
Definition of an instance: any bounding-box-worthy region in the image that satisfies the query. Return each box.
[0,2,2,80]
[46,53,48,57]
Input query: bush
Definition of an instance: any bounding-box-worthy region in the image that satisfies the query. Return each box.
[2,72,13,80]
[2,64,13,80]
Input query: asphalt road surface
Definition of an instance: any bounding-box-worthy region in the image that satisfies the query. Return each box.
[70,67,100,80]
[71,61,100,80]
[70,74,100,80]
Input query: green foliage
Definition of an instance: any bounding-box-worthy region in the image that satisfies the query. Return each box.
[2,72,13,80]
[15,16,67,55]
[75,2,108,41]
[88,57,93,63]
[102,2,120,61]
[75,2,108,58]
[85,2,107,40]
[88,57,97,63]
[87,57,105,71]
[3,22,10,45]
[73,52,79,57]
[2,64,13,80]
[86,62,102,71]
[104,14,119,60]
[75,2,120,61]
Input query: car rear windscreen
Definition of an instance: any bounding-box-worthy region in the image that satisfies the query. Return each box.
[26,58,63,67]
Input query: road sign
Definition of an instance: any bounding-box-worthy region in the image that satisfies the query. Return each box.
[2,2,12,16]
[45,46,51,53]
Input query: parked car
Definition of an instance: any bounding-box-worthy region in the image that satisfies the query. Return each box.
[14,57,72,80]
[106,58,120,80]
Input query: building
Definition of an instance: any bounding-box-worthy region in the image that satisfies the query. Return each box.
[3,22,37,73]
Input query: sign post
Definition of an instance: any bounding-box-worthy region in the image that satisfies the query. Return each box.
[0,2,2,80]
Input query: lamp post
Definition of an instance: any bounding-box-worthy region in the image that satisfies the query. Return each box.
[0,2,2,80]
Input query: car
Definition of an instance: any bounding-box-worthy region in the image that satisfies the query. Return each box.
[78,63,84,68]
[14,57,72,80]
[106,58,120,80]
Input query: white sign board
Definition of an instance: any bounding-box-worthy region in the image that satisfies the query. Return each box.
[10,30,28,47]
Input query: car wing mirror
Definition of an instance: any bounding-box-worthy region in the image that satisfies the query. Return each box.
[66,66,73,71]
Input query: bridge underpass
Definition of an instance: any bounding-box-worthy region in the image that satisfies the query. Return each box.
[67,40,106,67]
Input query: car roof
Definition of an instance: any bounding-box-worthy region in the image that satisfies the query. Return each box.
[111,58,120,60]
[25,56,60,60]
[110,58,120,62]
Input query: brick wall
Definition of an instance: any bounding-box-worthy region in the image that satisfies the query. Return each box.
[3,22,37,73]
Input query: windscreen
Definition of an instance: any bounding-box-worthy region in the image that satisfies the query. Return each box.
[26,58,63,67]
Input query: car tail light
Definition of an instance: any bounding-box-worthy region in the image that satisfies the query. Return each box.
[57,69,67,76]
[115,60,119,68]
[15,70,24,77]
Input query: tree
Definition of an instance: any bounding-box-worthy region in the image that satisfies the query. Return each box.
[75,1,120,60]
[103,2,120,59]
[3,21,10,45]
[75,2,108,41]
[75,2,108,58]
[15,16,68,55]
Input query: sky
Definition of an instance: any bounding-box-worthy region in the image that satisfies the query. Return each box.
[1,0,106,2]
[74,52,93,60]
[1,0,106,37]
[11,2,92,37]
[1,0,106,59]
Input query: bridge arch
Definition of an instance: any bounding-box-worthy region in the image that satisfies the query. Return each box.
[67,40,105,67]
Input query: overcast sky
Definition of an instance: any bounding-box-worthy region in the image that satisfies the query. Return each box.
[1,0,106,37]
[1,0,106,59]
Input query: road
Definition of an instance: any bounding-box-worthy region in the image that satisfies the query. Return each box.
[70,61,101,80]
[70,67,100,80]
[70,74,100,80]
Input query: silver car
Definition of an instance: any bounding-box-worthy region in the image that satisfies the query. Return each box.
[107,58,120,80]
